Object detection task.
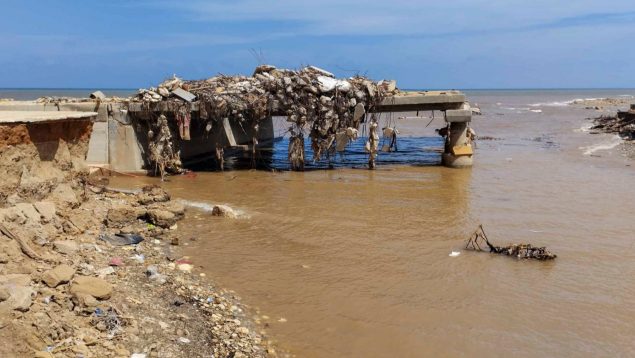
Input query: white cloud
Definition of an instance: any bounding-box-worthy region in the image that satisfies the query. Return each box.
[145,0,635,36]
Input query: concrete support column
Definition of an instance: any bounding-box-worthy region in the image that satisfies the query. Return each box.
[442,108,474,168]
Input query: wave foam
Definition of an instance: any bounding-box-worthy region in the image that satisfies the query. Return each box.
[580,136,622,155]
[179,199,250,219]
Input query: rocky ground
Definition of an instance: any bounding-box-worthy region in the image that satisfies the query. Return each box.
[571,97,633,110]
[0,132,277,357]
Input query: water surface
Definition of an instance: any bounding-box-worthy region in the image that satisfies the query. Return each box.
[111,89,635,356]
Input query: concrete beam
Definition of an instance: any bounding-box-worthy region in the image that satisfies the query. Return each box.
[127,91,468,114]
[445,109,472,123]
[375,91,466,112]
[0,111,97,124]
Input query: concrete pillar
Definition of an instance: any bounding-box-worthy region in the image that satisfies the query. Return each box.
[442,108,473,168]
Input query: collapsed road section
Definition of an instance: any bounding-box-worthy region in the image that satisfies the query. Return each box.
[0,65,478,176]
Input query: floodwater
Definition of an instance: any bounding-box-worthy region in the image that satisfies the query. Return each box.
[111,89,635,357]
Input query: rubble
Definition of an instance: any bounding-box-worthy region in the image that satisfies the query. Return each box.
[0,143,275,356]
[590,104,635,140]
[129,65,400,175]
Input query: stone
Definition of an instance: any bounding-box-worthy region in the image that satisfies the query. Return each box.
[0,274,31,286]
[53,240,79,255]
[73,292,98,308]
[177,263,193,273]
[158,201,185,219]
[211,205,238,219]
[0,286,9,301]
[147,209,176,228]
[138,185,170,204]
[70,276,113,300]
[15,203,41,223]
[0,207,26,224]
[1,285,35,311]
[106,206,146,227]
[50,183,79,206]
[33,201,56,222]
[95,266,115,277]
[41,264,75,288]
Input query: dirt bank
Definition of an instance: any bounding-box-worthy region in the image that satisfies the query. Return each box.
[0,127,276,357]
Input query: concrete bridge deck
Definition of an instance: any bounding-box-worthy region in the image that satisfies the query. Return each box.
[0,110,97,123]
[125,91,467,113]
[0,90,474,172]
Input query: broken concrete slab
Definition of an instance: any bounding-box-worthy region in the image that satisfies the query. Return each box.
[171,88,196,103]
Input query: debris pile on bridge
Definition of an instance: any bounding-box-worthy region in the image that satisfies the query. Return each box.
[590,104,635,140]
[129,65,400,176]
[465,225,557,260]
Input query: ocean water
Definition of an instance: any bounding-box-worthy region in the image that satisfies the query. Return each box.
[0,88,136,100]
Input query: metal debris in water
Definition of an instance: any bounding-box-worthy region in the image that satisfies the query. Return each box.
[465,225,557,260]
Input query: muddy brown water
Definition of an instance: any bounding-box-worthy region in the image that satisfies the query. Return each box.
[111,90,635,357]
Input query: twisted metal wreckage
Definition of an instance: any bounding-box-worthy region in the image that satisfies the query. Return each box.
[126,65,473,177]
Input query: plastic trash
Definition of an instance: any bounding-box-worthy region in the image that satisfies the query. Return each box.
[449,251,461,257]
[99,233,144,246]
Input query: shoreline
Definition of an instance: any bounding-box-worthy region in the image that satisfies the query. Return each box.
[0,124,277,357]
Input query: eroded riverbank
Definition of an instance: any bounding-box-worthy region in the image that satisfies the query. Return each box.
[0,123,276,357]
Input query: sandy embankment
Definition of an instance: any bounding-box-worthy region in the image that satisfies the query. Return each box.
[0,121,275,357]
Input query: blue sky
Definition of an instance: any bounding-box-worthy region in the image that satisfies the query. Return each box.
[1,0,634,89]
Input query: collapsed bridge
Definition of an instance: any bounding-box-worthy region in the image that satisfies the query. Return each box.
[0,65,477,175]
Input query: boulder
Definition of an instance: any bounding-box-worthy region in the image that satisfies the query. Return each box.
[53,240,79,255]
[211,205,238,219]
[137,185,170,205]
[106,206,146,227]
[147,209,176,228]
[41,264,75,288]
[148,201,185,219]
[33,201,56,222]
[70,276,113,300]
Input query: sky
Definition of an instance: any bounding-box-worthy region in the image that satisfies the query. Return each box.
[1,0,634,89]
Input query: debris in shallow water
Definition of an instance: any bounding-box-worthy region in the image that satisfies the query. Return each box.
[465,225,556,260]
[590,105,635,140]
[130,65,398,173]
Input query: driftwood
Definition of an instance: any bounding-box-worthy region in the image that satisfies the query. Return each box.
[0,222,42,260]
[466,225,556,260]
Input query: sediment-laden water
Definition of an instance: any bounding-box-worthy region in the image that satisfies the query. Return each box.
[94,89,635,356]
